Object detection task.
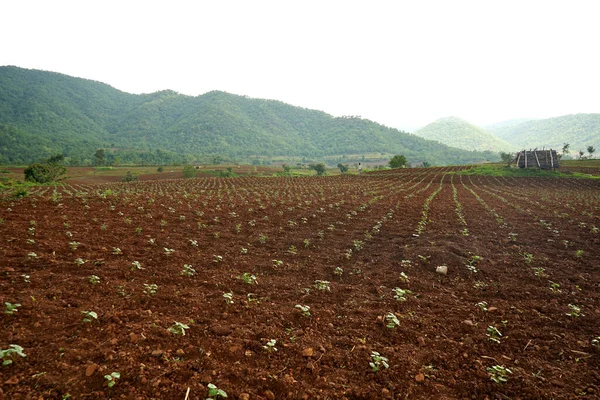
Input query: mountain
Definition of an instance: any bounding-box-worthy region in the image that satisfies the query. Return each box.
[413,117,516,152]
[486,114,600,153]
[0,66,498,165]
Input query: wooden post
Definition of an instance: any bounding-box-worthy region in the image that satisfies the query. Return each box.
[525,150,528,168]
[534,150,541,168]
[550,149,554,169]
[516,151,522,168]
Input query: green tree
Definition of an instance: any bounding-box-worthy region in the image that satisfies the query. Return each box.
[388,155,407,169]
[562,142,570,159]
[94,149,105,166]
[337,163,349,173]
[499,152,514,165]
[182,165,197,178]
[308,163,326,176]
[587,145,595,159]
[24,154,67,183]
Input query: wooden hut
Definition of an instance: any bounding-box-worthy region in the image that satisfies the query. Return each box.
[515,149,559,170]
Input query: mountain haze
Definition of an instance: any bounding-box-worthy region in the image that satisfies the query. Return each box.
[413,117,516,152]
[0,66,498,165]
[486,114,600,153]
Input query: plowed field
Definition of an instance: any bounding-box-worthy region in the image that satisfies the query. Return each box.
[1,168,599,399]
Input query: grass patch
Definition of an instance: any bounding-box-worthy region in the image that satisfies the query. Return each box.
[458,164,600,179]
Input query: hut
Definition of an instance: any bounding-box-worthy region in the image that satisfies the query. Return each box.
[515,149,559,170]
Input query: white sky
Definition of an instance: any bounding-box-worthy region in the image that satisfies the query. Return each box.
[2,0,599,130]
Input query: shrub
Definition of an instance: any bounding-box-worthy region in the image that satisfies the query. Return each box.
[122,171,138,182]
[157,166,164,172]
[182,165,197,179]
[24,162,66,183]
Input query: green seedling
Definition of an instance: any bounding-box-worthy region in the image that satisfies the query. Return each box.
[131,261,144,271]
[143,283,158,295]
[521,252,534,264]
[81,310,98,323]
[21,274,30,283]
[104,372,120,388]
[263,339,277,352]
[189,239,199,247]
[549,281,561,293]
[238,273,257,285]
[592,336,600,350]
[314,280,331,291]
[385,312,400,329]
[487,365,512,383]
[0,344,26,366]
[533,267,546,278]
[69,241,80,250]
[88,275,100,285]
[575,249,584,258]
[333,267,343,277]
[112,247,122,255]
[486,326,502,343]
[181,264,196,277]
[399,272,409,283]
[272,259,284,267]
[566,304,583,318]
[223,292,234,304]
[369,351,389,372]
[476,301,488,312]
[240,247,248,254]
[74,258,85,266]
[169,321,190,336]
[163,247,175,256]
[207,383,228,399]
[4,302,21,315]
[393,287,412,302]
[295,304,311,317]
[213,255,223,263]
[28,252,38,259]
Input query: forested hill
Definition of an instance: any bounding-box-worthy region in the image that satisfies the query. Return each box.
[0,66,497,165]
[486,114,600,153]
[413,117,516,152]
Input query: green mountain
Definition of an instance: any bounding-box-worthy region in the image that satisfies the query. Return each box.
[413,116,516,152]
[0,66,498,165]
[486,114,600,153]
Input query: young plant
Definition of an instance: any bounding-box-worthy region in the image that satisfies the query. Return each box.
[258,233,268,244]
[69,241,80,250]
[369,351,389,372]
[272,259,284,267]
[104,372,120,388]
[486,326,502,343]
[385,312,400,329]
[333,267,344,277]
[223,292,234,304]
[169,321,190,336]
[566,304,583,319]
[533,267,547,278]
[399,272,409,283]
[393,287,412,302]
[0,344,26,366]
[81,310,98,323]
[143,283,158,295]
[112,247,122,255]
[476,301,488,312]
[88,275,100,285]
[163,247,175,256]
[487,365,512,383]
[263,339,278,352]
[314,280,331,292]
[592,336,600,350]
[213,255,223,263]
[4,302,21,315]
[131,261,144,271]
[74,258,85,266]
[240,247,248,254]
[295,304,311,317]
[238,273,257,285]
[181,264,196,277]
[521,252,534,264]
[548,281,561,293]
[207,383,228,400]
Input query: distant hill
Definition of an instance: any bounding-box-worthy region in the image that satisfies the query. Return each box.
[413,116,516,152]
[486,114,600,153]
[0,66,498,165]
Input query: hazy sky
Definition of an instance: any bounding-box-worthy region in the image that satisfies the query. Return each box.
[2,0,599,130]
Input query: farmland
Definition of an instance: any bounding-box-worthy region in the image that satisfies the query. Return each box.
[1,168,599,399]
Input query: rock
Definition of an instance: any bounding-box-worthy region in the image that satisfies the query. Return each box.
[302,348,314,357]
[415,373,425,383]
[264,390,275,400]
[487,307,498,312]
[381,388,392,398]
[130,332,139,343]
[4,376,19,385]
[85,363,98,377]
[239,394,250,400]
[462,320,474,327]
[176,348,185,356]
[210,324,232,336]
[281,374,296,385]
[435,265,448,275]
[151,350,164,357]
[417,337,426,346]
[550,379,565,388]
[229,345,242,354]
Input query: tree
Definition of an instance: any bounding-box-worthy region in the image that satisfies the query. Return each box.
[94,149,105,166]
[308,163,326,176]
[388,155,407,169]
[587,145,595,159]
[579,150,585,160]
[499,152,514,165]
[562,143,570,158]
[24,154,67,183]
[182,165,197,178]
[337,163,348,173]
[282,164,291,174]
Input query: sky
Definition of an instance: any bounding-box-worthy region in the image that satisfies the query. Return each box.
[2,0,599,131]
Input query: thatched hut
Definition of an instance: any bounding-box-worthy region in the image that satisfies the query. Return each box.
[515,149,559,170]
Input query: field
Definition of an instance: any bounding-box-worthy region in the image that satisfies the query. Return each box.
[1,168,599,399]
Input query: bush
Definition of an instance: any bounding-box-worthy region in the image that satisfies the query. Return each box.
[122,171,138,182]
[182,165,197,179]
[24,162,66,183]
[157,166,164,173]
[308,163,327,176]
